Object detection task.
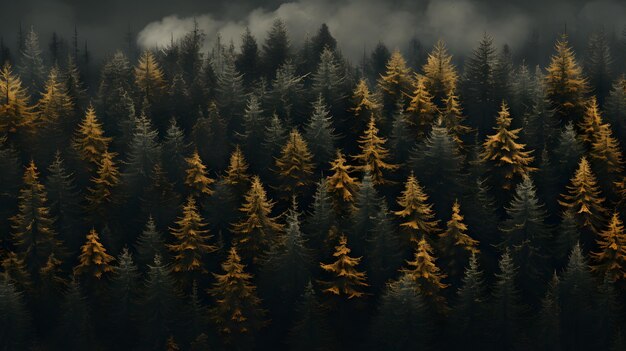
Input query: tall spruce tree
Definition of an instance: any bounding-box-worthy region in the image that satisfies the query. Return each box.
[591,212,626,282]
[353,116,397,185]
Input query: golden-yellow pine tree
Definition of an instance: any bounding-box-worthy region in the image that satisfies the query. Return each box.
[559,156,607,235]
[401,237,447,305]
[275,129,314,195]
[224,145,251,187]
[545,34,588,125]
[168,196,216,275]
[394,173,440,243]
[320,235,368,299]
[438,200,479,282]
[591,212,626,282]
[353,116,398,185]
[232,176,283,262]
[37,66,74,125]
[578,97,604,145]
[422,40,458,107]
[590,123,624,176]
[86,150,120,216]
[481,102,535,190]
[406,74,437,137]
[134,50,165,102]
[74,228,115,279]
[73,105,111,164]
[377,50,413,111]
[351,78,381,132]
[0,63,36,134]
[326,150,359,209]
[184,150,214,196]
[440,89,471,145]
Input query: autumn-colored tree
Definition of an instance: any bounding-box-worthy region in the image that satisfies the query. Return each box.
[353,116,397,185]
[406,74,437,138]
[232,176,283,262]
[320,235,368,299]
[73,105,111,165]
[545,34,588,125]
[0,63,36,135]
[401,237,447,307]
[326,150,359,210]
[74,228,115,279]
[86,150,120,220]
[578,96,604,145]
[590,122,624,196]
[134,50,165,103]
[37,66,74,145]
[168,196,216,278]
[591,212,626,282]
[394,173,440,244]
[11,161,61,276]
[224,145,251,190]
[440,89,471,144]
[422,40,458,107]
[184,150,214,196]
[559,157,607,238]
[377,50,413,114]
[438,200,479,285]
[481,101,535,190]
[275,129,314,196]
[351,78,380,134]
[209,247,266,348]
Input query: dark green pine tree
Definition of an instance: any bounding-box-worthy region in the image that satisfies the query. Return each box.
[63,55,89,117]
[523,82,558,152]
[371,273,431,351]
[595,274,620,350]
[18,26,46,94]
[553,122,585,189]
[461,33,497,136]
[311,48,346,109]
[493,45,514,110]
[559,243,598,351]
[162,118,191,189]
[368,42,391,81]
[350,171,381,256]
[0,276,30,351]
[167,73,192,131]
[305,178,336,257]
[192,103,230,171]
[56,278,96,350]
[389,101,414,164]
[216,52,245,130]
[304,95,338,167]
[535,148,560,216]
[410,123,464,219]
[122,114,161,198]
[235,27,260,86]
[366,202,403,290]
[269,61,306,124]
[499,176,551,300]
[311,24,337,63]
[0,136,21,243]
[288,282,334,351]
[534,273,561,351]
[139,255,182,351]
[109,88,137,153]
[489,251,525,350]
[262,113,289,170]
[97,51,133,128]
[45,151,83,253]
[511,63,537,120]
[449,254,488,350]
[240,95,268,172]
[585,30,613,107]
[108,248,141,350]
[140,163,182,229]
[554,209,581,268]
[135,216,167,270]
[262,18,291,79]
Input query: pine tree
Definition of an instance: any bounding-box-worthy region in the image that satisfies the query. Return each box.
[215,52,245,126]
[73,105,111,165]
[559,157,607,238]
[232,176,283,263]
[262,18,290,78]
[389,101,413,163]
[605,77,626,142]
[304,95,338,166]
[269,61,306,123]
[493,45,514,107]
[162,118,191,188]
[450,254,487,349]
[440,89,471,144]
[353,116,397,185]
[462,33,497,135]
[122,114,161,194]
[224,145,251,191]
[534,273,561,351]
[326,150,359,211]
[523,81,559,152]
[135,216,167,269]
[553,122,585,188]
[11,161,61,276]
[108,248,140,349]
[585,30,613,106]
[262,113,288,169]
[589,122,623,195]
[305,178,336,256]
[184,150,214,197]
[545,34,588,125]
[0,276,30,350]
[320,235,368,299]
[168,196,216,279]
[401,237,447,308]
[288,282,333,351]
[275,129,314,196]
[351,78,380,135]
[0,63,36,135]
[422,40,458,108]
[591,212,626,282]
[406,75,437,138]
[438,200,479,286]
[86,150,120,220]
[394,173,440,244]
[37,67,75,152]
[490,251,524,350]
[235,27,260,86]
[367,202,403,290]
[1,251,32,294]
[378,50,413,115]
[210,247,266,348]
[193,103,230,171]
[18,26,45,94]
[56,278,95,350]
[481,101,535,191]
[311,48,346,108]
[140,163,182,228]
[555,209,581,267]
[74,228,115,279]
[134,50,165,106]
[579,96,605,145]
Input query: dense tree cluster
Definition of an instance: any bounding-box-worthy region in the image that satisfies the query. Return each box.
[0,22,626,351]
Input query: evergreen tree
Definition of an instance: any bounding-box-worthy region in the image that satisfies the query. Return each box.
[86,150,120,221]
[579,96,604,145]
[605,77,626,143]
[135,216,167,269]
[215,52,245,128]
[553,123,586,188]
[184,150,215,197]
[554,209,581,267]
[406,75,437,138]
[134,50,165,109]
[162,118,191,187]
[269,61,306,124]
[140,163,182,228]
[56,278,95,350]
[122,113,161,198]
[585,30,613,106]
[36,67,75,155]
[311,48,346,108]
[535,273,561,351]
[304,95,338,166]
[489,251,525,350]
[353,116,397,185]
[450,254,487,349]
[18,27,45,94]
[401,237,447,308]
[440,89,471,144]
[367,202,403,290]
[288,282,333,351]
[462,33,497,135]
[73,105,111,165]
[422,40,458,108]
[326,150,359,211]
[378,50,413,115]
[305,178,336,256]
[275,129,314,196]
[589,122,623,195]
[262,18,291,78]
[210,247,266,349]
[108,248,140,349]
[235,27,260,86]
[74,228,115,279]
[240,95,267,171]
[224,145,251,194]
[591,212,626,282]
[262,113,288,169]
[0,63,36,136]
[394,173,440,244]
[193,103,230,171]
[320,235,368,299]
[438,200,479,286]
[389,101,413,163]
[349,171,381,256]
[0,276,30,350]
[493,45,514,107]
[351,78,381,135]
[523,81,559,152]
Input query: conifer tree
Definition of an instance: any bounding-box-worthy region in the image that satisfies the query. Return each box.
[1,251,32,294]
[489,251,524,350]
[559,157,607,238]
[326,150,359,211]
[288,282,333,351]
[18,27,45,94]
[11,161,61,276]
[140,163,182,228]
[305,178,336,256]
[57,278,95,350]
[422,40,458,107]
[545,35,588,125]
[378,50,413,115]
[122,114,161,194]
[224,145,251,192]
[46,151,82,251]
[135,216,167,269]
[134,50,165,106]
[605,77,626,142]
[0,63,36,136]
[210,247,266,348]
[481,101,535,191]
[232,176,283,262]
[493,45,514,107]
[37,67,75,151]
[585,30,613,106]
[589,123,623,195]
[440,89,471,144]
[554,209,581,267]
[394,173,440,244]
[73,105,111,165]
[311,48,346,108]
[262,18,291,78]
[63,55,88,115]
[450,254,487,349]
[367,202,403,290]
[579,96,605,145]
[262,113,288,169]
[438,200,479,286]
[74,228,115,279]
[535,273,561,351]
[351,78,380,135]
[184,150,214,197]
[236,27,260,86]
[193,103,230,171]
[304,95,338,166]
[320,235,368,299]
[591,212,626,282]
[275,129,314,196]
[240,94,267,165]
[389,101,413,163]
[269,61,306,123]
[168,196,216,280]
[402,237,447,308]
[108,248,140,348]
[162,118,191,188]
[353,116,397,185]
[523,81,558,152]
[86,150,120,220]
[215,52,245,126]
[0,276,30,350]
[553,122,586,187]
[406,75,437,138]
[349,171,382,256]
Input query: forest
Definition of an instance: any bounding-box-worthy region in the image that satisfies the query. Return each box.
[0,16,626,351]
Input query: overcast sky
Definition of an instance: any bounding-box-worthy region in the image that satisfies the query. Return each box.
[1,0,625,62]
